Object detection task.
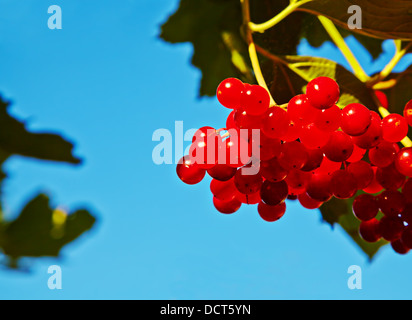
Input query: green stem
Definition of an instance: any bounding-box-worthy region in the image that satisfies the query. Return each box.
[249,0,313,33]
[317,16,369,82]
[378,42,412,81]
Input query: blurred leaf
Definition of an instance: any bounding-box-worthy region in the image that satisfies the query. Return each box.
[320,196,388,260]
[0,97,81,164]
[299,0,412,40]
[0,194,96,262]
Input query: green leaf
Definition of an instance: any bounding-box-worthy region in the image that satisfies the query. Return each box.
[320,196,388,260]
[262,55,380,109]
[0,97,81,164]
[299,0,412,40]
[0,194,96,264]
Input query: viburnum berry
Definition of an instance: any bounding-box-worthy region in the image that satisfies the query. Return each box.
[314,104,342,132]
[226,110,236,129]
[235,190,261,205]
[401,225,412,249]
[346,144,367,163]
[213,196,242,214]
[341,103,371,136]
[347,160,374,190]
[234,169,263,194]
[376,163,406,190]
[260,180,289,206]
[257,201,286,222]
[306,173,332,202]
[362,166,384,194]
[285,169,311,190]
[233,109,264,130]
[352,194,379,221]
[368,141,397,168]
[207,164,237,181]
[306,76,340,110]
[377,190,406,217]
[403,99,412,127]
[287,94,318,125]
[391,239,410,255]
[299,123,330,149]
[330,169,358,199]
[395,147,412,177]
[378,215,404,242]
[322,130,354,162]
[260,157,288,182]
[402,178,412,203]
[314,156,342,175]
[301,148,324,172]
[359,218,381,243]
[278,141,309,170]
[298,192,323,209]
[381,113,408,143]
[210,178,237,202]
[352,111,382,149]
[261,107,290,139]
[281,119,303,142]
[240,84,270,116]
[176,156,206,185]
[216,78,244,109]
[375,90,388,109]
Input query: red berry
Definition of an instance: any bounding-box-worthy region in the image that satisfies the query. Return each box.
[381,113,408,143]
[260,180,289,206]
[403,99,412,127]
[376,163,406,190]
[281,119,303,142]
[352,194,379,221]
[226,110,236,129]
[368,141,397,168]
[176,156,206,185]
[378,190,406,217]
[359,218,381,242]
[287,94,318,125]
[234,169,263,195]
[213,196,242,214]
[299,123,330,149]
[306,173,332,202]
[395,147,412,177]
[301,148,324,172]
[400,225,412,248]
[346,144,366,163]
[261,107,290,139]
[402,178,412,203]
[257,201,286,222]
[207,164,237,181]
[306,77,340,110]
[285,169,311,190]
[210,178,237,202]
[314,104,342,132]
[235,190,261,205]
[298,192,323,209]
[330,169,358,199]
[352,111,382,149]
[322,131,354,162]
[260,157,288,182]
[234,109,264,130]
[241,84,270,116]
[391,239,410,254]
[216,78,244,109]
[375,90,388,109]
[362,166,383,194]
[378,216,404,241]
[347,160,374,190]
[341,103,371,136]
[314,156,342,175]
[278,141,309,170]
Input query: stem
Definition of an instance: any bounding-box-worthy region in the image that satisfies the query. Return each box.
[241,0,277,106]
[317,16,369,82]
[248,0,313,33]
[378,42,412,82]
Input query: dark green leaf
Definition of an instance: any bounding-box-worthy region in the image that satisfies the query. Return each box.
[0,194,96,261]
[0,96,81,164]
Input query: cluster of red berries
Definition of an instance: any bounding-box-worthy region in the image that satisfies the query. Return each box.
[176,76,412,255]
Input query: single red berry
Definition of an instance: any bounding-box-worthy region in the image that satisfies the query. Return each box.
[359,218,381,242]
[376,163,406,190]
[400,225,412,249]
[260,157,288,182]
[240,84,270,116]
[352,194,379,221]
[403,99,412,127]
[306,76,340,110]
[278,141,309,170]
[213,196,242,214]
[341,103,371,136]
[378,215,404,242]
[216,78,244,109]
[260,180,289,206]
[301,148,324,172]
[368,141,397,168]
[330,169,358,199]
[362,166,383,194]
[285,169,311,190]
[176,156,206,185]
[391,239,410,254]
[381,113,408,143]
[375,90,388,109]
[210,177,237,202]
[257,201,286,222]
[347,160,374,190]
[226,110,236,129]
[233,108,264,130]
[346,144,367,163]
[248,132,281,161]
[314,104,342,132]
[322,131,354,162]
[287,94,319,125]
[207,164,237,181]
[261,107,290,139]
[280,119,303,142]
[234,169,263,195]
[299,123,330,149]
[395,147,412,177]
[306,173,332,202]
[298,192,323,209]
[314,156,342,175]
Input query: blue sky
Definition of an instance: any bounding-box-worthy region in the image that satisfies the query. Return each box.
[0,0,412,299]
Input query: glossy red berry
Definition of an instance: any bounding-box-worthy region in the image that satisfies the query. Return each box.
[207,164,237,181]
[176,156,206,185]
[234,169,263,195]
[210,178,237,202]
[381,113,408,143]
[377,190,406,217]
[298,192,323,209]
[287,94,318,125]
[257,201,286,222]
[352,111,382,149]
[213,196,242,214]
[403,99,412,127]
[368,141,397,168]
[322,131,354,162]
[359,218,381,242]
[347,160,374,190]
[261,107,290,139]
[375,90,388,109]
[260,180,289,206]
[341,103,371,136]
[378,216,404,241]
[391,239,410,254]
[395,147,412,177]
[306,77,340,110]
[376,163,406,190]
[278,141,309,170]
[352,194,379,221]
[314,104,342,132]
[241,84,270,116]
[306,173,332,202]
[330,169,358,199]
[260,157,289,182]
[216,78,244,109]
[299,123,330,149]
